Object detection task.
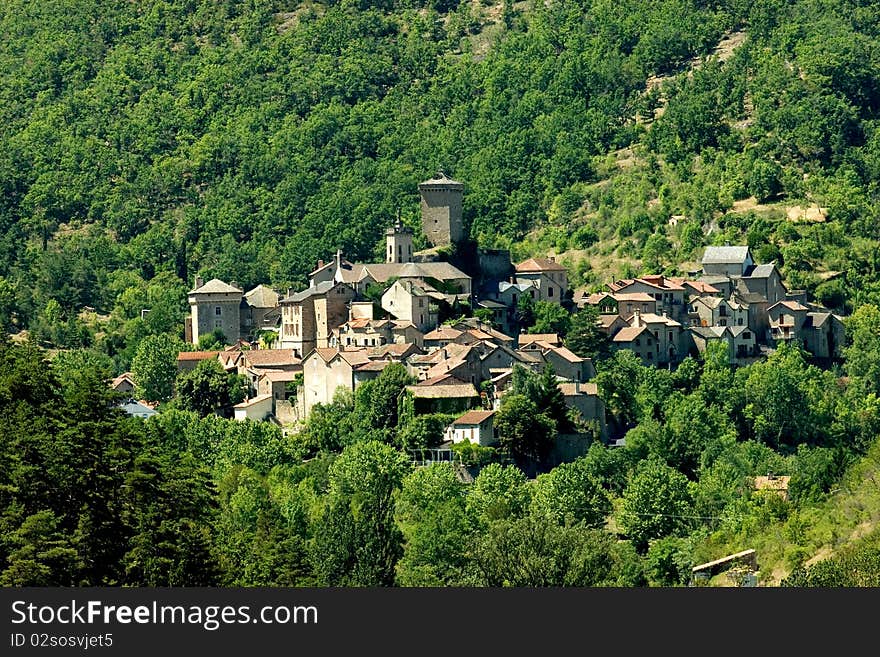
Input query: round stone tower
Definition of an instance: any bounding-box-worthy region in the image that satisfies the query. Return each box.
[419,171,464,248]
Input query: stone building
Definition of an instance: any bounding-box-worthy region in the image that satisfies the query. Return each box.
[186,277,244,345]
[419,171,464,248]
[278,281,356,357]
[386,216,414,264]
[240,284,280,341]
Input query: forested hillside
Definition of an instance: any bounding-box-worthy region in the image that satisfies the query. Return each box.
[3,0,880,586]
[3,0,879,353]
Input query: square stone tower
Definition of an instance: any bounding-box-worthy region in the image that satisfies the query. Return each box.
[188,276,244,345]
[419,171,464,248]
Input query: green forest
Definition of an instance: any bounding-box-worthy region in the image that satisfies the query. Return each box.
[3,0,880,585]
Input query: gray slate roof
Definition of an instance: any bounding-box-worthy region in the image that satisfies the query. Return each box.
[190,278,243,294]
[283,281,336,303]
[702,246,751,264]
[744,263,777,278]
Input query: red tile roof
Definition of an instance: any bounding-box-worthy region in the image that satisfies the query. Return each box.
[453,410,496,425]
[177,351,221,361]
[515,257,567,272]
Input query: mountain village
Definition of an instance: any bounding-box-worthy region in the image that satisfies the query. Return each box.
[114,173,846,461]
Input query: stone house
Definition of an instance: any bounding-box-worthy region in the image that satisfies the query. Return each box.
[240,285,280,341]
[186,277,244,345]
[689,296,749,328]
[381,279,440,333]
[629,310,685,365]
[238,349,302,397]
[333,318,424,349]
[257,369,300,405]
[768,300,810,344]
[701,245,754,277]
[515,257,569,302]
[688,325,758,364]
[611,325,657,364]
[558,381,606,441]
[516,341,596,383]
[301,347,374,418]
[608,275,688,323]
[278,280,356,357]
[736,263,787,306]
[111,372,136,394]
[768,301,845,359]
[403,379,480,415]
[445,410,497,447]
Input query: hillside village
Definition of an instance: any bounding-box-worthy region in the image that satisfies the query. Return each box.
[114,175,847,462]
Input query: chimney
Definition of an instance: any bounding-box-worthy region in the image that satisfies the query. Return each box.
[549,256,555,262]
[633,308,641,327]
[317,259,324,269]
[336,249,342,270]
[195,275,204,289]
[231,280,239,291]
[287,288,293,298]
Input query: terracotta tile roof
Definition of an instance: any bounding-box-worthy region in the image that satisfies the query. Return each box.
[452,410,496,425]
[405,383,479,399]
[610,276,684,292]
[516,257,567,272]
[519,333,560,346]
[599,315,624,328]
[354,360,394,372]
[614,292,656,302]
[177,351,221,361]
[111,372,135,386]
[243,349,301,368]
[424,326,463,340]
[636,313,682,327]
[612,326,648,342]
[670,278,721,294]
[259,369,300,382]
[369,343,422,359]
[416,374,470,387]
[545,345,584,363]
[768,300,808,312]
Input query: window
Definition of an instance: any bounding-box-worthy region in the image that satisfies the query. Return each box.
[548,287,554,297]
[419,299,424,308]
[215,320,222,328]
[744,332,751,339]
[635,339,641,346]
[719,319,727,326]
[668,332,672,341]
[215,306,222,316]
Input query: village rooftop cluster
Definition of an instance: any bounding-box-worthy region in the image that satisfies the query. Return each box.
[114,174,845,453]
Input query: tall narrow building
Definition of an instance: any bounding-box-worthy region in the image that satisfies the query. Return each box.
[419,171,464,248]
[386,216,414,263]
